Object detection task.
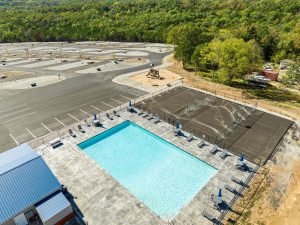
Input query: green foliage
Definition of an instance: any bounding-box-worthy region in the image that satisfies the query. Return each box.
[0,0,298,64]
[192,38,263,82]
[167,24,211,65]
[281,62,300,88]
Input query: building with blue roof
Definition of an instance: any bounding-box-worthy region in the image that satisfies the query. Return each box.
[0,144,74,225]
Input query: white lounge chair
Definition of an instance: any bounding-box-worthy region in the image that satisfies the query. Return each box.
[68,129,76,138]
[197,139,205,148]
[78,125,85,133]
[225,184,237,194]
[210,145,218,154]
[113,110,120,117]
[187,133,194,142]
[49,138,62,148]
[202,210,216,222]
[153,115,161,123]
[106,113,113,120]
[231,176,243,185]
[220,149,229,159]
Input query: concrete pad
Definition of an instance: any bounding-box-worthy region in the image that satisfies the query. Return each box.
[0,58,22,62]
[0,75,66,90]
[5,58,36,66]
[116,51,149,57]
[46,60,95,71]
[76,60,148,74]
[17,59,73,68]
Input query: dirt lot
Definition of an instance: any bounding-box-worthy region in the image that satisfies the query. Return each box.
[164,55,300,225]
[130,69,182,87]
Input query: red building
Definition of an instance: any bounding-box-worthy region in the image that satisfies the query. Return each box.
[262,70,279,81]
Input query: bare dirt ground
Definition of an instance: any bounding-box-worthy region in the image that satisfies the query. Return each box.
[164,54,300,225]
[232,122,300,225]
[130,68,182,87]
[165,55,300,120]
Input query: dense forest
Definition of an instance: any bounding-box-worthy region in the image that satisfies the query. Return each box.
[0,0,299,80]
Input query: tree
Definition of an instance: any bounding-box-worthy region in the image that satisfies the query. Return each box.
[193,38,263,82]
[281,63,300,89]
[167,24,211,66]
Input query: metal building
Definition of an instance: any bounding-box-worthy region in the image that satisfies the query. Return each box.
[0,144,74,225]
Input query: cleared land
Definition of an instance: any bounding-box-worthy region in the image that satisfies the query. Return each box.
[136,86,293,165]
[0,41,171,152]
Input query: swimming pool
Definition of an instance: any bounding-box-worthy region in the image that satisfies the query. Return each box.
[78,121,217,220]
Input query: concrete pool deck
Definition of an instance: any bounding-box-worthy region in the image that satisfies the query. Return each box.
[32,109,257,225]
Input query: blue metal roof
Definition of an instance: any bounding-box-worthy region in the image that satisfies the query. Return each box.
[0,144,39,174]
[0,144,61,224]
[36,192,71,222]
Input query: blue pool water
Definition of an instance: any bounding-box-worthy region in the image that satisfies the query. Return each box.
[78,121,217,219]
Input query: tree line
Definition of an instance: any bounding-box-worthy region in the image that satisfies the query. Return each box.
[0,0,299,82]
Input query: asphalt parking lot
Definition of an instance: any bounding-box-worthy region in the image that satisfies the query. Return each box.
[136,86,293,165]
[0,42,172,152]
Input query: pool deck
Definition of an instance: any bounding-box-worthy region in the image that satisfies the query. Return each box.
[33,109,256,225]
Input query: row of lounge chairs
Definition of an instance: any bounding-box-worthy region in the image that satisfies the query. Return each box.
[131,108,161,124]
[203,175,246,223]
[50,110,122,148]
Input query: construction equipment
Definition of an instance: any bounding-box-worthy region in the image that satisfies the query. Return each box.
[146,68,160,79]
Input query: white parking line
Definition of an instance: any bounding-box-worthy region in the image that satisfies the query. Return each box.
[0,107,31,119]
[127,92,140,97]
[26,128,36,139]
[110,98,123,104]
[54,117,66,127]
[0,104,26,114]
[67,113,79,122]
[41,123,52,132]
[90,105,103,112]
[10,134,19,145]
[101,101,114,108]
[119,95,131,100]
[80,109,92,116]
[2,111,36,124]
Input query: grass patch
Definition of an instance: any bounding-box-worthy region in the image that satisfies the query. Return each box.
[196,72,300,105]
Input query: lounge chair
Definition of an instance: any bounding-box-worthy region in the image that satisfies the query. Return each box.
[84,119,90,127]
[143,111,149,118]
[68,129,76,138]
[78,125,85,133]
[92,119,101,127]
[138,109,144,116]
[127,105,134,112]
[225,184,237,194]
[187,133,194,142]
[49,138,62,148]
[148,113,154,120]
[202,210,216,222]
[220,149,229,159]
[231,176,243,185]
[235,159,247,170]
[197,139,205,148]
[153,115,161,123]
[113,110,120,117]
[106,113,113,120]
[174,129,181,136]
[210,145,218,154]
